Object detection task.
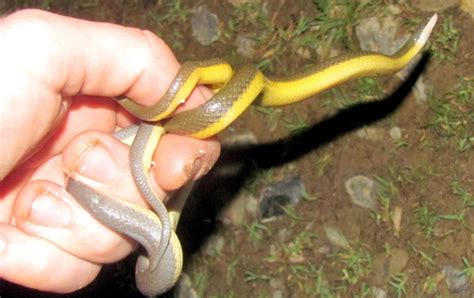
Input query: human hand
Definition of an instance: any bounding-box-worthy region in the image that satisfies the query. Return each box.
[0,9,220,293]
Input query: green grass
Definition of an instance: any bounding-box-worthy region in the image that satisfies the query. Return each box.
[314,152,332,177]
[244,270,272,283]
[409,243,435,267]
[226,258,240,285]
[462,257,474,283]
[245,221,269,244]
[373,175,399,226]
[254,106,283,132]
[283,114,310,134]
[192,268,209,297]
[283,230,317,260]
[431,14,460,63]
[357,77,384,101]
[415,205,439,239]
[150,0,188,24]
[336,246,373,286]
[426,77,474,152]
[389,273,408,298]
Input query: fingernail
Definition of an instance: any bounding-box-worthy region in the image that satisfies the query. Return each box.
[72,139,118,183]
[190,158,202,180]
[29,190,72,227]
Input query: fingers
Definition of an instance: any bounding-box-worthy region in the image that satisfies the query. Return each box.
[0,9,180,179]
[6,127,218,292]
[15,128,217,260]
[154,134,220,191]
[0,224,100,293]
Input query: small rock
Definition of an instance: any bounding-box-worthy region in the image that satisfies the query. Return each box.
[371,287,388,298]
[356,16,403,55]
[324,225,350,249]
[270,277,285,290]
[356,127,384,141]
[201,234,224,257]
[191,6,220,45]
[413,76,431,103]
[221,129,258,146]
[370,248,409,286]
[220,192,256,226]
[389,248,409,274]
[387,4,402,15]
[259,177,306,221]
[389,127,402,140]
[174,273,198,298]
[277,228,292,243]
[260,195,292,220]
[317,245,331,255]
[345,175,378,210]
[245,195,259,219]
[236,34,258,58]
[371,253,390,286]
[270,278,288,298]
[288,252,305,264]
[413,0,460,12]
[442,266,469,293]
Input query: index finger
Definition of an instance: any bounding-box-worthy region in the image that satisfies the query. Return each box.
[0,9,183,179]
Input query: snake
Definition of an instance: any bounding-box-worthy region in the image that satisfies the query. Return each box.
[66,14,437,297]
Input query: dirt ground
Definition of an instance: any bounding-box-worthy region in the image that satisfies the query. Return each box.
[0,1,473,297]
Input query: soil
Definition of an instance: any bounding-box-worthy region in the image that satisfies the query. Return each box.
[0,1,473,297]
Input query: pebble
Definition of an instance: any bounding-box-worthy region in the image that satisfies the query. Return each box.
[221,130,258,146]
[174,273,198,298]
[413,0,460,12]
[356,16,403,55]
[201,234,224,257]
[387,4,402,15]
[356,127,384,141]
[323,225,350,249]
[370,248,409,286]
[389,127,402,140]
[442,266,469,293]
[371,287,388,298]
[259,177,306,221]
[191,5,220,45]
[235,34,258,58]
[345,175,378,210]
[270,277,288,298]
[277,228,292,243]
[389,248,409,274]
[220,192,257,226]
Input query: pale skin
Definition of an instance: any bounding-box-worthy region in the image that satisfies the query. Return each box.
[0,9,220,293]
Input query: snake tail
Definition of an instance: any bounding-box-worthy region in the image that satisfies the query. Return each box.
[260,13,438,106]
